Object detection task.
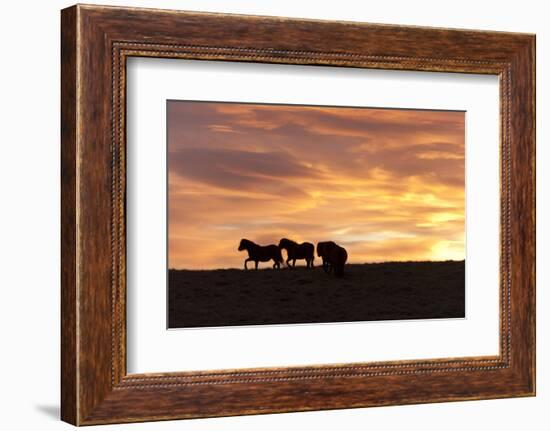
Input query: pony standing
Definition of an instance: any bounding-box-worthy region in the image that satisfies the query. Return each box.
[316,241,348,277]
[278,238,315,269]
[238,239,283,270]
[316,241,337,273]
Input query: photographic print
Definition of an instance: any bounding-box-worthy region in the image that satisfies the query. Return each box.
[167,100,465,328]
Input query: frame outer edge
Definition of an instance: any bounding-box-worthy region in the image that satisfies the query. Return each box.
[523,34,536,395]
[531,34,536,396]
[508,35,536,395]
[61,4,536,425]
[61,4,79,426]
[526,35,536,395]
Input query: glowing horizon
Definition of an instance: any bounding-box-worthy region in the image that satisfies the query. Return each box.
[168,101,465,269]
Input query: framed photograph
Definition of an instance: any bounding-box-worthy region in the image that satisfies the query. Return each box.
[61,4,535,425]
[165,100,466,329]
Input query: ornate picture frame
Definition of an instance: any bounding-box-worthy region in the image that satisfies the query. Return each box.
[61,4,535,425]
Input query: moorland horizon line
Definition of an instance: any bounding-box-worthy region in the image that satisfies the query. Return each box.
[168,259,466,271]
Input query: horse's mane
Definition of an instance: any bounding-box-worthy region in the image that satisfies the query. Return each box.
[239,238,256,250]
[279,238,297,248]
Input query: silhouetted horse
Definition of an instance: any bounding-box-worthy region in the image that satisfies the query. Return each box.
[317,241,348,277]
[316,241,337,273]
[238,239,283,270]
[278,238,315,269]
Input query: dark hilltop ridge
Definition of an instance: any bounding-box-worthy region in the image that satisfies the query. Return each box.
[168,260,465,329]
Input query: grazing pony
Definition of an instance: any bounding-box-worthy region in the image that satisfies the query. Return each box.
[238,239,283,270]
[317,241,348,277]
[278,238,315,269]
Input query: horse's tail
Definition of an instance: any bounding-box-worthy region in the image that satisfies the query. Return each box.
[334,247,347,277]
[307,242,315,260]
[275,246,284,264]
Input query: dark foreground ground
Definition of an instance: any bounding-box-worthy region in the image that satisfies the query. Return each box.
[168,260,465,328]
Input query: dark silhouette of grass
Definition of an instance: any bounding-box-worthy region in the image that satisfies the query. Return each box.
[168,260,465,328]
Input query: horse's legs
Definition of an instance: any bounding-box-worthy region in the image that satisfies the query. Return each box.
[292,259,296,268]
[255,260,259,270]
[286,258,292,268]
[244,258,252,270]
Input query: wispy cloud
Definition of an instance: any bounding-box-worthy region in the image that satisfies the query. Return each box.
[168,101,465,269]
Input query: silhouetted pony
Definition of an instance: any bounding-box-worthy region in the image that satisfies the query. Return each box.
[316,241,336,273]
[317,241,348,277]
[238,239,283,270]
[278,238,315,269]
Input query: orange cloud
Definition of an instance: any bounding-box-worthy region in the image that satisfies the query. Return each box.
[168,101,464,269]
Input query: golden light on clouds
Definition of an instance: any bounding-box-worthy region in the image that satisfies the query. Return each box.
[168,101,465,269]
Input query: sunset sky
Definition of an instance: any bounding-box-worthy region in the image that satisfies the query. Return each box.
[168,101,465,269]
